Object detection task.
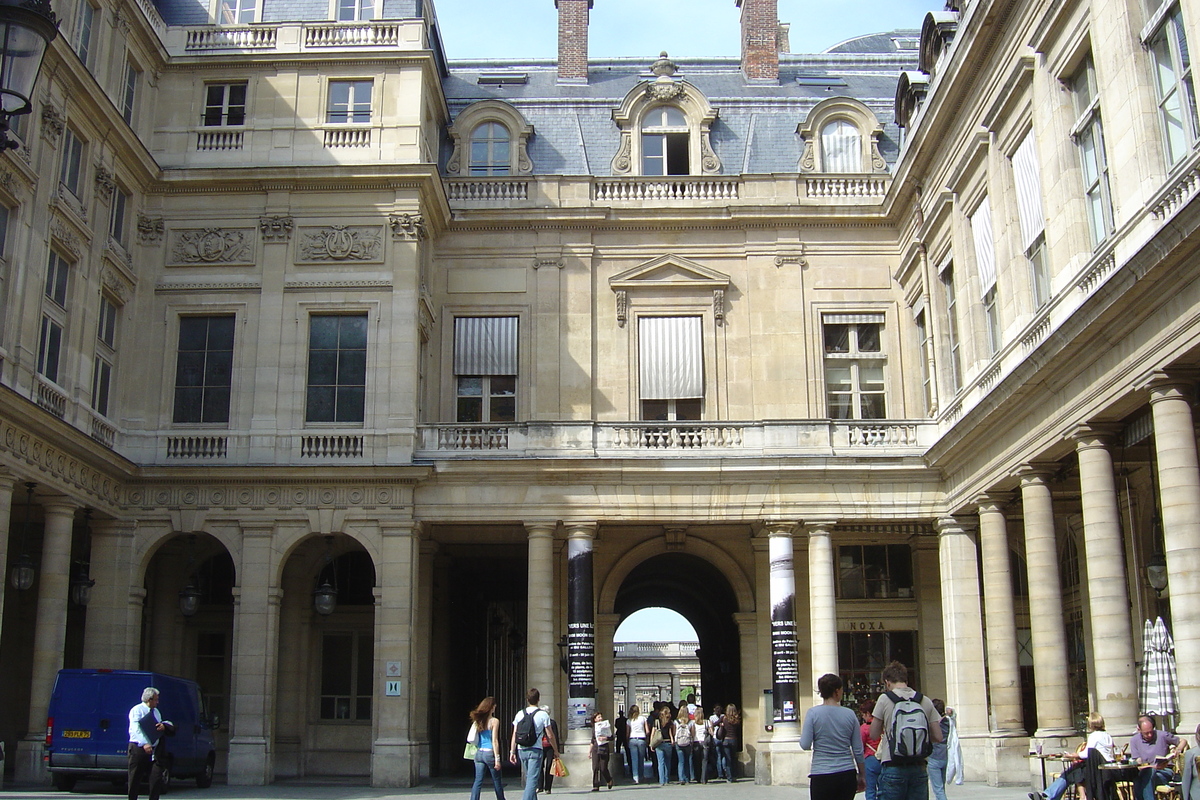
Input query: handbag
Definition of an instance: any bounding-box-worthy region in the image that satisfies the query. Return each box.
[464,724,479,760]
[649,721,663,749]
[551,756,569,778]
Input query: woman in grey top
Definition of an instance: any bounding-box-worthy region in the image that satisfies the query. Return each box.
[799,673,866,800]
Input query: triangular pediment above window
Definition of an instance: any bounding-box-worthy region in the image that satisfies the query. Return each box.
[609,255,730,291]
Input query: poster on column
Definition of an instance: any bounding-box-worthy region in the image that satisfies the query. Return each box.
[568,535,596,730]
[769,535,799,723]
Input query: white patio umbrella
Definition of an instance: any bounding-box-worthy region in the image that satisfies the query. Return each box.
[1139,616,1179,717]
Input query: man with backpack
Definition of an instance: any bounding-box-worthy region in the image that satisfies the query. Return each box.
[510,688,560,800]
[868,662,943,800]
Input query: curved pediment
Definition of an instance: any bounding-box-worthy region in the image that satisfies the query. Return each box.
[609,254,731,291]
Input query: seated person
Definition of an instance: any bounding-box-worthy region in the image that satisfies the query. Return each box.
[1130,714,1181,800]
[1181,725,1200,800]
[1030,712,1115,800]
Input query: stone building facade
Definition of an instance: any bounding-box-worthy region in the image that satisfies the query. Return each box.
[0,0,1197,789]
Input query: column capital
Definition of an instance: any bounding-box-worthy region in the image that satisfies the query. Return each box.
[565,521,598,539]
[40,496,78,517]
[804,519,838,536]
[971,492,1014,512]
[1136,368,1200,396]
[1013,463,1059,486]
[1068,423,1121,449]
[524,520,557,537]
[935,516,977,536]
[762,520,800,537]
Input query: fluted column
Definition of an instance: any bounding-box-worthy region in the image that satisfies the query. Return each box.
[16,498,77,784]
[1148,377,1200,730]
[525,522,557,703]
[1016,466,1074,736]
[806,520,838,690]
[936,516,988,739]
[975,494,1025,735]
[767,521,801,739]
[1073,426,1138,728]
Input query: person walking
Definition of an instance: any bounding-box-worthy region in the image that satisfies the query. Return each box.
[538,709,561,795]
[509,688,560,800]
[926,699,950,800]
[799,673,866,800]
[127,687,167,800]
[717,704,741,782]
[590,711,614,791]
[674,704,695,784]
[652,706,675,786]
[695,702,713,783]
[869,661,943,800]
[626,706,648,784]
[469,697,506,800]
[860,699,882,800]
[614,710,628,773]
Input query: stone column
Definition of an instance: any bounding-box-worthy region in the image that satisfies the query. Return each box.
[525,522,557,708]
[974,494,1025,735]
[565,522,597,743]
[936,516,988,782]
[595,613,619,716]
[671,673,681,704]
[1016,466,1074,737]
[16,498,76,784]
[806,520,838,691]
[767,522,801,740]
[226,522,281,785]
[1072,426,1138,728]
[413,538,437,780]
[372,522,420,787]
[1147,376,1200,730]
[82,519,141,669]
[733,610,758,781]
[0,473,16,657]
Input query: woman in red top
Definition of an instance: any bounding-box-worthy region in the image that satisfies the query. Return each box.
[859,699,882,800]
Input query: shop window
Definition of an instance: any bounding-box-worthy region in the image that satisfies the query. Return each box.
[195,631,228,727]
[838,544,913,599]
[837,630,917,705]
[320,631,373,721]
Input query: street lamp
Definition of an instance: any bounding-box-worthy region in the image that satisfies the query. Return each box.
[0,0,58,149]
[312,535,337,615]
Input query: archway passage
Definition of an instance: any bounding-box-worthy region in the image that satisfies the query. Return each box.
[613,553,740,711]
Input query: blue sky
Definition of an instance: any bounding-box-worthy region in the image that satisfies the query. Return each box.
[434,0,943,61]
[615,607,698,642]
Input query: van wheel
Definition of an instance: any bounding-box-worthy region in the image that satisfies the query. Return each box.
[157,763,172,795]
[196,755,215,789]
[52,773,77,792]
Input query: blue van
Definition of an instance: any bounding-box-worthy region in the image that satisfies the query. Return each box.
[45,669,217,791]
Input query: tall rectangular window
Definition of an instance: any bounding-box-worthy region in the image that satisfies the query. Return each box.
[1012,131,1050,308]
[970,196,1001,355]
[326,80,372,124]
[640,106,690,176]
[74,0,95,66]
[94,295,117,417]
[1071,55,1114,246]
[916,309,933,415]
[638,316,703,420]
[122,61,140,124]
[320,631,372,720]
[1148,6,1198,165]
[98,295,117,347]
[219,0,255,24]
[203,83,247,126]
[173,315,235,424]
[0,204,13,259]
[306,314,367,423]
[823,315,886,419]
[92,358,112,416]
[941,264,962,391]
[337,0,373,20]
[59,128,85,197]
[45,251,70,308]
[110,187,130,247]
[453,316,517,423]
[38,316,63,382]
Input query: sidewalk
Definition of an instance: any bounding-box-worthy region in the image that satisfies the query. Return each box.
[0,777,1030,800]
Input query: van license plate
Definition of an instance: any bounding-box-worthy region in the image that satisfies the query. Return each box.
[61,730,91,739]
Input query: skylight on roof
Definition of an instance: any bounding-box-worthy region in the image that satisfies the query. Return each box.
[478,73,528,85]
[795,74,848,87]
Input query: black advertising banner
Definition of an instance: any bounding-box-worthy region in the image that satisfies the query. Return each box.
[769,533,799,723]
[567,535,595,729]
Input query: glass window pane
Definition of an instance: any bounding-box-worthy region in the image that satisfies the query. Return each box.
[338,349,367,384]
[209,316,236,349]
[458,376,483,397]
[857,324,881,352]
[675,398,703,420]
[322,634,353,695]
[860,393,886,420]
[641,399,668,421]
[204,350,233,385]
[457,396,482,422]
[824,324,850,353]
[176,352,206,387]
[826,365,852,390]
[201,388,231,424]
[307,387,335,422]
[491,376,516,395]
[334,387,365,422]
[310,315,340,349]
[491,397,516,422]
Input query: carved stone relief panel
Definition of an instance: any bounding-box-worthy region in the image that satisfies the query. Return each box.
[296,225,383,262]
[167,227,255,266]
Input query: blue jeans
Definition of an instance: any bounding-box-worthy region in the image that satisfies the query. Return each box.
[655,743,674,785]
[865,755,882,800]
[472,750,505,800]
[717,741,736,779]
[1135,768,1174,800]
[677,744,693,782]
[927,761,947,800]
[880,762,929,800]
[518,748,543,800]
[627,739,647,782]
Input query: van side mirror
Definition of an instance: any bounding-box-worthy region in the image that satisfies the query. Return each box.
[207,714,220,729]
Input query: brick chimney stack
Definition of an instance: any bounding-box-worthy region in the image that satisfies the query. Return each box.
[556,0,593,84]
[737,0,779,83]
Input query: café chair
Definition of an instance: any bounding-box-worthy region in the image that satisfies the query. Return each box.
[1155,740,1191,800]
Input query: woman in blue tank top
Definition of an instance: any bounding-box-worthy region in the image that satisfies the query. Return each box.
[470,697,506,800]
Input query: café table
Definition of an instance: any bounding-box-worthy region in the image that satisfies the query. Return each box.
[1031,753,1078,791]
[1099,761,1142,800]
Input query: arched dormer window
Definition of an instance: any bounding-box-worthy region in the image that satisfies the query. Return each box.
[919,11,960,78]
[820,119,862,173]
[469,121,511,176]
[446,100,534,177]
[798,97,887,174]
[611,53,722,177]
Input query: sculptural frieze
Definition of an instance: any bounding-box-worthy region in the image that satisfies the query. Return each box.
[298,225,383,261]
[170,228,253,265]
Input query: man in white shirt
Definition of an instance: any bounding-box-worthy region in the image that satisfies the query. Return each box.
[127,687,166,800]
[509,688,560,800]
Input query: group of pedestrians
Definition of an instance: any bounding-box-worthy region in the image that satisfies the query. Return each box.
[629,697,741,786]
[800,661,958,800]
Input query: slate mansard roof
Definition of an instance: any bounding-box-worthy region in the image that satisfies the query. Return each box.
[442,41,919,178]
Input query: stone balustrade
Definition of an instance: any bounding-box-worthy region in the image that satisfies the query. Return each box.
[196,129,244,151]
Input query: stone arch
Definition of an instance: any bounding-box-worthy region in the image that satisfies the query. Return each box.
[445,99,534,176]
[797,97,887,174]
[133,515,239,589]
[598,535,753,615]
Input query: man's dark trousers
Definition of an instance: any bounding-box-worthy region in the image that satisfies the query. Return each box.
[127,744,165,800]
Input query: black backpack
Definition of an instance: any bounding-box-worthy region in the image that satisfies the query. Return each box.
[885,690,932,764]
[515,709,538,747]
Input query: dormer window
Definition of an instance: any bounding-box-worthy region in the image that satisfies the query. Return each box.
[469,122,511,176]
[820,120,862,173]
[641,106,690,175]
